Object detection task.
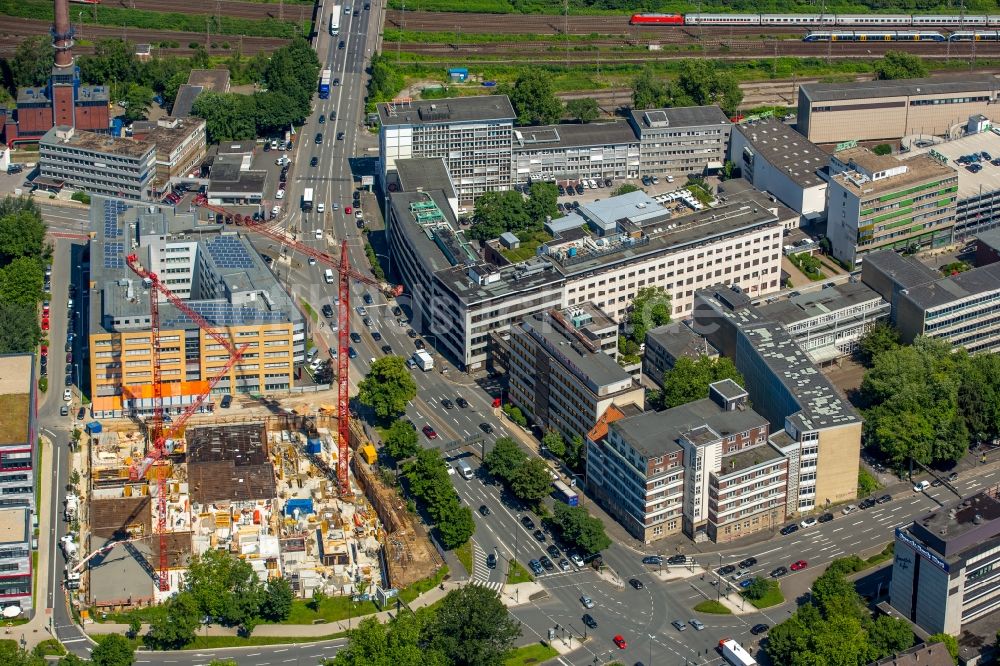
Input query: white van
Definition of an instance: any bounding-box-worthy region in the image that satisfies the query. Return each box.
[324,269,335,284]
[455,460,473,480]
[913,480,931,492]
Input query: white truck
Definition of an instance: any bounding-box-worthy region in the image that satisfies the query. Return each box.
[64,493,78,522]
[60,535,78,561]
[412,350,434,371]
[719,639,757,666]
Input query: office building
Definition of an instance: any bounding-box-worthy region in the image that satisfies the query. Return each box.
[587,379,787,544]
[642,321,716,388]
[552,190,785,322]
[507,310,644,443]
[827,147,958,266]
[0,507,33,614]
[129,116,207,191]
[797,75,1000,144]
[756,281,890,364]
[387,189,565,371]
[171,69,231,119]
[890,487,1000,635]
[39,126,156,201]
[627,106,732,177]
[1,0,109,146]
[88,197,305,416]
[0,354,38,510]
[904,129,1000,241]
[378,96,516,205]
[862,249,1000,354]
[205,154,268,206]
[693,286,863,515]
[512,120,640,183]
[729,119,829,221]
[976,228,1000,266]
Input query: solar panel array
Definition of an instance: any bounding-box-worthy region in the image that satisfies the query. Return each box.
[102,200,130,269]
[163,302,288,328]
[205,235,255,270]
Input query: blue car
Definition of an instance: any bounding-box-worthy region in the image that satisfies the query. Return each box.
[739,579,753,589]
[529,559,544,575]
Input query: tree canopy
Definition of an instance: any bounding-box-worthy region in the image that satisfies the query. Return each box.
[566,97,600,124]
[485,437,558,506]
[548,502,611,555]
[358,356,418,420]
[383,418,420,461]
[92,634,135,666]
[185,548,264,626]
[655,355,745,410]
[873,51,928,80]
[632,61,743,115]
[627,286,672,344]
[500,70,563,126]
[120,83,155,123]
[857,321,901,367]
[9,35,53,88]
[467,183,558,242]
[0,197,45,355]
[404,448,475,549]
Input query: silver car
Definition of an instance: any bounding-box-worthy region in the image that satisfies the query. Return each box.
[689,619,705,631]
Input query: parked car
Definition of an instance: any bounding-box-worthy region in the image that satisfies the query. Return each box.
[800,517,817,529]
[529,560,543,575]
[533,529,546,542]
[220,395,232,408]
[842,504,857,515]
[521,516,535,530]
[539,556,554,571]
[780,524,799,536]
[717,564,737,576]
[818,512,834,523]
[770,566,788,578]
[876,494,893,504]
[739,557,757,569]
[790,560,808,571]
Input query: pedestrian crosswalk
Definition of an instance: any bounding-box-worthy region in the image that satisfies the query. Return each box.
[470,541,504,594]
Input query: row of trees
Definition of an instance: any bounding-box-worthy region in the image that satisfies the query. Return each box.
[143,550,294,649]
[861,335,1000,469]
[327,585,521,666]
[651,355,745,410]
[547,502,611,555]
[193,38,320,142]
[632,61,743,115]
[0,197,46,355]
[404,448,476,549]
[541,430,585,470]
[766,559,916,665]
[358,356,418,420]
[484,437,555,507]
[467,181,558,241]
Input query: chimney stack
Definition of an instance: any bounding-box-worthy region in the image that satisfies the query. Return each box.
[52,0,74,68]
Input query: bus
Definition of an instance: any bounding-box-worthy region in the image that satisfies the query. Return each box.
[302,188,314,211]
[330,6,342,35]
[552,480,579,506]
[318,69,331,99]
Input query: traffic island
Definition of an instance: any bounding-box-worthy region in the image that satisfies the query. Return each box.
[651,562,702,582]
[501,581,547,608]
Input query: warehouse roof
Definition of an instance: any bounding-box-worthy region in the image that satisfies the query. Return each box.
[800,74,999,103]
[736,119,829,188]
[378,95,515,126]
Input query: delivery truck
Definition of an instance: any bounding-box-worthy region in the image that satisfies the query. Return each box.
[412,350,434,371]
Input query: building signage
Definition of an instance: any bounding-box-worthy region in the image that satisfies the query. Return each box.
[896,527,949,573]
[835,140,858,152]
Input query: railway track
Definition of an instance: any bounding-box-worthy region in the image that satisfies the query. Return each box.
[0,16,290,56]
[121,0,309,21]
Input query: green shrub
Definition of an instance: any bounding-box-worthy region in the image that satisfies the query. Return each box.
[693,600,731,614]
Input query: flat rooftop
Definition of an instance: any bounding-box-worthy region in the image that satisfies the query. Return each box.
[41,126,153,159]
[90,497,151,540]
[902,262,1000,310]
[519,312,633,391]
[697,286,862,431]
[909,488,1000,557]
[904,131,1000,200]
[832,152,956,198]
[141,118,205,155]
[17,84,109,105]
[186,68,230,91]
[800,74,999,103]
[171,85,203,118]
[863,249,940,290]
[758,281,885,327]
[378,95,516,126]
[646,321,712,361]
[0,507,28,543]
[395,158,456,197]
[611,395,767,459]
[0,355,33,446]
[721,442,785,476]
[514,120,638,150]
[736,119,828,188]
[628,105,730,131]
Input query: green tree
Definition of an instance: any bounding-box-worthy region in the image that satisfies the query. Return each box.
[524,181,558,224]
[483,437,527,483]
[631,66,667,110]
[383,418,420,460]
[744,577,773,602]
[163,70,191,111]
[127,616,142,639]
[958,353,1000,442]
[467,190,531,241]
[658,356,744,409]
[549,502,611,555]
[611,184,640,197]
[627,286,671,344]
[509,457,553,505]
[436,502,476,550]
[120,83,154,123]
[0,301,41,353]
[0,256,44,307]
[868,615,915,659]
[253,90,302,134]
[184,549,263,627]
[0,202,47,262]
[79,40,140,92]
[858,468,880,497]
[367,53,405,105]
[10,35,53,88]
[927,633,959,663]
[192,92,258,142]
[259,576,294,622]
[721,160,735,180]
[566,97,600,123]
[502,70,563,126]
[872,144,893,156]
[874,51,928,80]
[565,434,585,469]
[429,585,522,666]
[0,639,45,666]
[857,321,901,367]
[358,356,418,420]
[670,60,743,115]
[503,404,528,428]
[541,430,566,458]
[144,591,200,649]
[309,589,327,611]
[327,611,447,666]
[92,634,135,666]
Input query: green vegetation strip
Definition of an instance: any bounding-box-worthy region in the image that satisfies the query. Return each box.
[456,540,474,575]
[504,643,559,666]
[507,559,533,585]
[0,0,302,39]
[399,565,449,604]
[693,599,732,614]
[384,28,621,44]
[743,581,784,609]
[387,0,989,14]
[183,632,348,649]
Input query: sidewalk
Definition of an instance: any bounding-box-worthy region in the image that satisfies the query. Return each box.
[19,434,57,648]
[87,580,465,640]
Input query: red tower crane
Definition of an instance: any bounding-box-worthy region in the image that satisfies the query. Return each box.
[124,253,250,590]
[190,195,402,496]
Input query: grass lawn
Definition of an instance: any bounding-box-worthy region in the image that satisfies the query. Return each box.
[33,638,66,657]
[0,394,30,446]
[31,551,38,607]
[693,599,732,614]
[299,298,319,323]
[504,643,558,666]
[399,565,449,604]
[101,604,168,625]
[499,230,554,264]
[456,540,474,575]
[183,632,347,649]
[506,560,533,585]
[744,582,784,609]
[284,596,379,625]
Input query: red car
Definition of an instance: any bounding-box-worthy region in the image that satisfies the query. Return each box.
[613,635,627,649]
[41,318,49,331]
[422,425,438,440]
[791,560,808,571]
[345,206,352,215]
[40,345,47,356]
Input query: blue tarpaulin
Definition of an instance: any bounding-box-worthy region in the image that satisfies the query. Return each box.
[86,421,102,434]
[284,499,314,516]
